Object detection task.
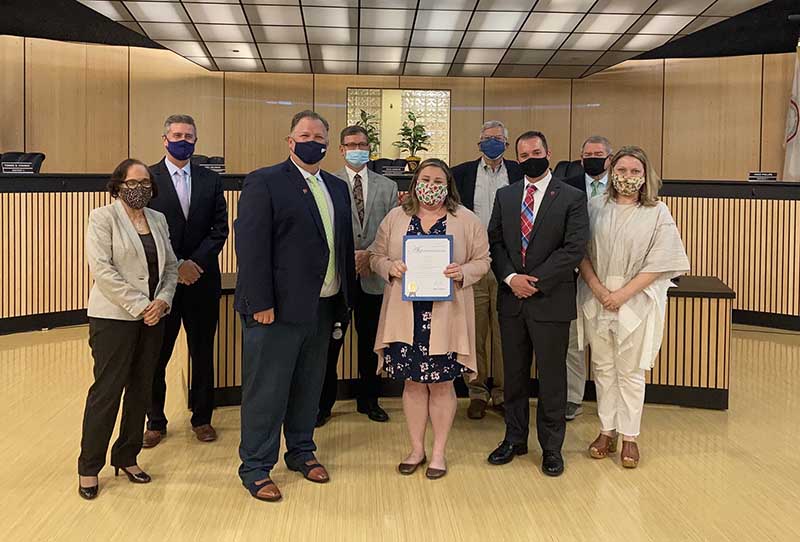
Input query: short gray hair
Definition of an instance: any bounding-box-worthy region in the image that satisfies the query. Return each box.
[581,135,612,155]
[163,114,197,136]
[480,120,508,140]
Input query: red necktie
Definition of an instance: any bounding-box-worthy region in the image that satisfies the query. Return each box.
[520,183,537,266]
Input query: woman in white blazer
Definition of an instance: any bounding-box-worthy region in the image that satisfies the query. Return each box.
[78,159,178,500]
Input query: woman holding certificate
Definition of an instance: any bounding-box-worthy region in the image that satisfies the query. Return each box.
[370,158,490,480]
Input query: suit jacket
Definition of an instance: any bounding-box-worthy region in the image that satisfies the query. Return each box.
[86,200,178,321]
[564,173,587,194]
[148,158,229,294]
[234,158,356,324]
[452,158,524,212]
[488,176,589,322]
[334,167,399,295]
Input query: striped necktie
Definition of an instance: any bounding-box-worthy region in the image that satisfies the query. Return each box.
[307,175,336,288]
[520,183,537,266]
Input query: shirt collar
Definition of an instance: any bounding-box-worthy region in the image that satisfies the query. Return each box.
[585,171,609,185]
[345,164,367,182]
[524,170,552,192]
[481,157,505,173]
[290,156,320,180]
[165,157,191,178]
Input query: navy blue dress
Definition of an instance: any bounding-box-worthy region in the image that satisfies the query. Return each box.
[383,215,468,384]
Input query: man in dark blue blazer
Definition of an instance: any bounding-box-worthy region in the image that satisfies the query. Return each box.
[234,110,356,502]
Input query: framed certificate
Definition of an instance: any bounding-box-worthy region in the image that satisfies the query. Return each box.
[402,234,454,302]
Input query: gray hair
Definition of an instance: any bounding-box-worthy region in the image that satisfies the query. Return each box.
[163,114,197,137]
[581,135,612,155]
[480,120,508,140]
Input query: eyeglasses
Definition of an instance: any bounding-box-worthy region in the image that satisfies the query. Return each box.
[342,143,370,150]
[124,179,153,189]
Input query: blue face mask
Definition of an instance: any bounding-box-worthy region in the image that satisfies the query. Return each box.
[293,140,327,165]
[345,149,370,167]
[479,138,506,160]
[166,139,195,161]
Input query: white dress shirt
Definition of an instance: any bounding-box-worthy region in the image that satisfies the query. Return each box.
[504,170,552,285]
[291,157,340,298]
[473,158,509,228]
[585,171,609,199]
[344,164,368,204]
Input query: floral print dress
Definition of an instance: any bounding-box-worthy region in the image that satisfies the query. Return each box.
[383,215,468,383]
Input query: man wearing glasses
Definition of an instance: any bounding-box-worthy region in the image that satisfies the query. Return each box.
[452,121,524,420]
[143,114,229,448]
[562,135,613,421]
[317,125,398,426]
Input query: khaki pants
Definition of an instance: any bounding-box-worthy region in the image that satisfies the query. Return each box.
[467,273,504,405]
[566,320,586,404]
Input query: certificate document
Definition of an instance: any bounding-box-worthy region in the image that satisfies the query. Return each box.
[402,234,454,302]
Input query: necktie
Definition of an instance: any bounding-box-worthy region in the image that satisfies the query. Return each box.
[591,180,600,198]
[353,173,365,225]
[307,175,336,288]
[520,183,537,266]
[175,169,190,219]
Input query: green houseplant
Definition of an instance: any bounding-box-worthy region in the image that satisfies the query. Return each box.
[355,109,381,160]
[392,111,431,172]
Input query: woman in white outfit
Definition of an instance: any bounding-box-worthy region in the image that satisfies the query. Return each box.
[577,146,689,468]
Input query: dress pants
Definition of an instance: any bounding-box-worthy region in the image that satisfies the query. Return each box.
[500,315,569,453]
[566,320,586,404]
[147,281,218,431]
[238,296,336,486]
[586,324,647,437]
[79,318,165,476]
[468,273,504,405]
[319,283,382,415]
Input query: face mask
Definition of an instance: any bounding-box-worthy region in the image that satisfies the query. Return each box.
[120,185,152,210]
[479,138,506,160]
[292,140,327,165]
[415,182,448,207]
[611,173,646,197]
[520,157,549,179]
[583,157,608,177]
[166,139,195,161]
[345,149,370,167]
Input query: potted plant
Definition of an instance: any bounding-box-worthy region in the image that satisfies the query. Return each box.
[355,109,381,160]
[393,111,431,172]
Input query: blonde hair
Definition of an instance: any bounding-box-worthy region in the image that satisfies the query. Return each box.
[606,145,661,207]
[402,158,461,215]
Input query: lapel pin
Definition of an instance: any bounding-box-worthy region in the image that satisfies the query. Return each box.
[550,191,555,196]
[303,188,309,194]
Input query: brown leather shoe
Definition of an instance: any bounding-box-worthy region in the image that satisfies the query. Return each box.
[142,429,164,449]
[425,466,447,480]
[621,441,640,468]
[288,458,330,483]
[467,399,487,419]
[253,478,282,502]
[192,424,217,442]
[398,455,427,475]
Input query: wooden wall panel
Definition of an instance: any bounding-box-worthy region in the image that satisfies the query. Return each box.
[85,44,129,174]
[663,55,763,180]
[399,76,484,167]
[224,73,314,174]
[484,78,572,165]
[129,48,224,166]
[313,75,400,173]
[571,59,664,168]
[0,35,24,153]
[762,52,796,177]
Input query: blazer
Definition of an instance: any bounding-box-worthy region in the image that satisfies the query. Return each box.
[369,205,491,376]
[234,158,356,324]
[148,158,229,293]
[564,173,588,194]
[334,167,399,295]
[488,177,589,322]
[86,200,179,321]
[452,158,524,212]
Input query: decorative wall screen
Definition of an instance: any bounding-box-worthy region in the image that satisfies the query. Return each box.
[346,88,383,157]
[401,90,450,164]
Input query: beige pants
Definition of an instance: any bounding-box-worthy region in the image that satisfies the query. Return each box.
[566,320,586,404]
[467,272,504,405]
[586,324,647,437]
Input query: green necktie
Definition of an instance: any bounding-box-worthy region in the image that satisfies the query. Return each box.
[591,180,600,198]
[307,175,336,288]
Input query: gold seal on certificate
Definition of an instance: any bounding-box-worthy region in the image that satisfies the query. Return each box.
[402,234,454,301]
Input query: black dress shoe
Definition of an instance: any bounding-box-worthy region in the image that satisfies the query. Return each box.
[357,403,389,423]
[488,441,528,465]
[78,479,98,500]
[542,452,564,477]
[316,411,331,428]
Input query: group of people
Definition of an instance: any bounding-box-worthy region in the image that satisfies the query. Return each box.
[76,110,689,503]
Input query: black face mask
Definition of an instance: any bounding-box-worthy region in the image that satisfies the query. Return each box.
[583,157,608,177]
[520,157,549,179]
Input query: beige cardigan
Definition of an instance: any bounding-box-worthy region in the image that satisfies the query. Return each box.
[369,205,491,377]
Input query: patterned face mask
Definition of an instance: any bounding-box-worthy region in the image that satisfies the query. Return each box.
[611,173,646,197]
[415,181,448,207]
[119,185,152,209]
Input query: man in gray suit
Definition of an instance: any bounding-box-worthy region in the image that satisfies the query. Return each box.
[317,125,399,426]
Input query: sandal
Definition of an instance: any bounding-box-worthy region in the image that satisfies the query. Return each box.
[589,432,618,459]
[245,478,282,502]
[621,441,640,468]
[288,459,330,483]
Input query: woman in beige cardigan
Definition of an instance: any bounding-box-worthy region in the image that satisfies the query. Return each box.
[370,158,490,479]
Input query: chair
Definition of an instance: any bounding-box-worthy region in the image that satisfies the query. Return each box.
[372,158,395,175]
[190,154,209,165]
[207,156,224,164]
[1,152,25,163]
[20,153,46,173]
[553,159,583,179]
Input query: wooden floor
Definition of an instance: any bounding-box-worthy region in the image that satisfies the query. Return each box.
[1,325,799,542]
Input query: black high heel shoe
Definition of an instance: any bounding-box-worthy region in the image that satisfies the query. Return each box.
[78,477,99,500]
[114,466,151,484]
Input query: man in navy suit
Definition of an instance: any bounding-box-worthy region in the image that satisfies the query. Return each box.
[234,110,356,502]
